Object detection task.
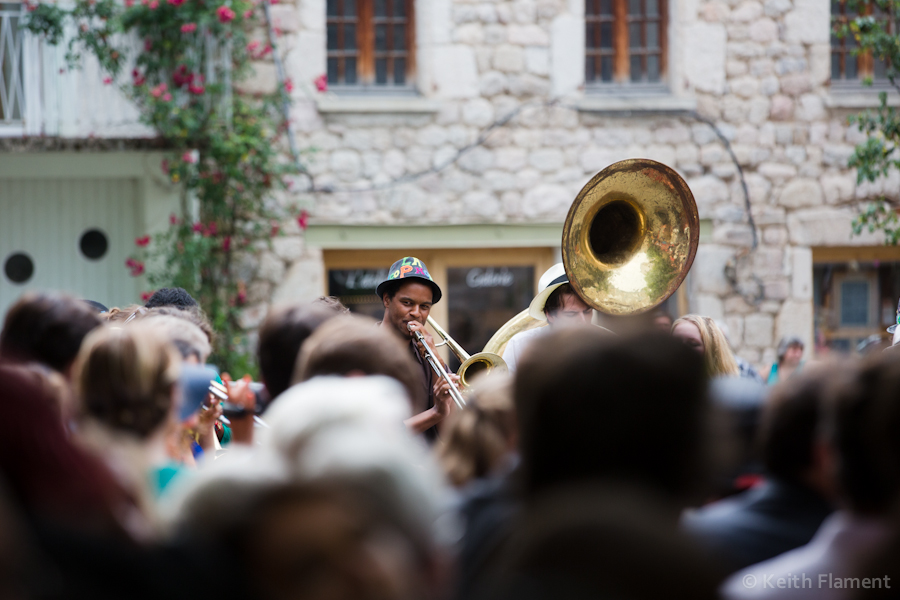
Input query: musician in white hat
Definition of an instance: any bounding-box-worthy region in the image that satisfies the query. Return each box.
[504,263,594,373]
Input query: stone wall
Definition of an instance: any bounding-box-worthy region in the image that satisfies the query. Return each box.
[242,0,899,369]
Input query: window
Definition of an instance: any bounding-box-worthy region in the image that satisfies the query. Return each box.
[326,0,414,89]
[831,0,896,84]
[585,0,666,86]
[0,2,25,125]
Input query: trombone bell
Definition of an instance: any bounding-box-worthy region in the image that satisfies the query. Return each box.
[426,316,508,387]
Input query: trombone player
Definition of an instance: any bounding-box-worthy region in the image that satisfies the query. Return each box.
[503,263,595,372]
[377,256,458,439]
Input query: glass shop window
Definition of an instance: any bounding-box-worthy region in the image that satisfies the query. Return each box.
[446,265,535,371]
[813,261,900,355]
[328,267,389,319]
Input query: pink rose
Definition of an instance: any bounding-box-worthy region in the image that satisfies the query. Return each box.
[169,213,178,225]
[140,291,154,302]
[150,83,167,97]
[148,0,158,9]
[313,74,327,92]
[297,210,309,231]
[216,5,235,22]
[189,83,205,95]
[135,235,151,247]
[181,22,197,32]
[284,78,293,93]
[167,0,185,5]
[192,222,204,233]
[162,93,172,101]
[222,236,231,251]
[246,40,259,53]
[103,76,112,85]
[124,0,135,7]
[182,150,199,164]
[243,9,252,18]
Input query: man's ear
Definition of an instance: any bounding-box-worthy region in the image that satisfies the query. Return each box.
[382,293,390,309]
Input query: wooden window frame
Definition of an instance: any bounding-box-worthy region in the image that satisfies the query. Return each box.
[585,0,667,88]
[326,0,416,91]
[831,0,896,88]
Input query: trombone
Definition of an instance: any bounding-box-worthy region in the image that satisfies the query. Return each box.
[408,322,467,410]
[426,317,507,388]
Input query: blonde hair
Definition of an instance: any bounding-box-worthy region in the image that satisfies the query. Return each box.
[437,375,516,488]
[74,323,180,439]
[672,314,739,377]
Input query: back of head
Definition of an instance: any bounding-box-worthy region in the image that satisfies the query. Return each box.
[142,305,214,344]
[293,315,424,411]
[514,329,708,503]
[758,361,843,486]
[257,303,339,400]
[312,295,351,314]
[0,292,103,374]
[825,353,900,515]
[438,375,516,488]
[74,324,180,439]
[143,287,198,310]
[140,313,212,364]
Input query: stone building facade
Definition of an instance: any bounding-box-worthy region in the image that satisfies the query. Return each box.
[240,0,899,369]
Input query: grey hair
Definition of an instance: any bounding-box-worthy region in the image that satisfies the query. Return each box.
[777,335,804,362]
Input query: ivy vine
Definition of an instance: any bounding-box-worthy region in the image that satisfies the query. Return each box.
[25,0,305,373]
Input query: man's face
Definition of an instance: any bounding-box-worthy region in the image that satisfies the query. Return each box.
[383,281,434,338]
[546,293,593,328]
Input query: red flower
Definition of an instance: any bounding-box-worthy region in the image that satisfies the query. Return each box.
[140,291,155,302]
[206,222,218,236]
[169,213,178,225]
[243,9,252,18]
[162,93,172,102]
[173,64,191,87]
[222,236,231,251]
[148,0,158,8]
[132,69,146,86]
[284,78,294,93]
[236,290,247,304]
[167,0,185,5]
[246,40,259,53]
[103,76,113,85]
[126,259,145,276]
[189,83,205,95]
[182,149,199,164]
[181,22,197,33]
[135,235,151,247]
[314,74,327,92]
[260,44,272,56]
[25,1,37,11]
[297,210,309,231]
[161,159,169,174]
[192,222,204,233]
[144,37,152,51]
[150,82,167,98]
[216,5,235,22]
[270,222,280,236]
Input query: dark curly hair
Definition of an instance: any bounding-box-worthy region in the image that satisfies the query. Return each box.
[143,287,198,310]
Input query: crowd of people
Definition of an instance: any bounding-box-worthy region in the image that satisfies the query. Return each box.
[1,256,899,600]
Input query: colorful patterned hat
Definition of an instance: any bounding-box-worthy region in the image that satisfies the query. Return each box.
[375,257,442,303]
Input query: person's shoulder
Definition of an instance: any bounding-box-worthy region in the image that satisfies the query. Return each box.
[509,326,548,343]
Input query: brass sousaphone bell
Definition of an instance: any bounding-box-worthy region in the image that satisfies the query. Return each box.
[484,159,699,355]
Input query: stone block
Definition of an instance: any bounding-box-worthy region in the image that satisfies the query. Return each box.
[769,95,794,120]
[691,244,734,295]
[791,246,812,300]
[778,178,823,208]
[750,17,778,42]
[495,147,528,171]
[508,24,550,45]
[730,0,763,21]
[529,148,565,172]
[272,253,325,305]
[258,251,286,283]
[692,293,725,321]
[730,76,759,98]
[727,60,749,76]
[762,226,788,245]
[520,183,570,218]
[416,125,449,147]
[432,45,479,98]
[462,98,496,127]
[796,94,826,121]
[508,74,551,96]
[758,162,797,181]
[551,14,584,96]
[784,0,829,44]
[725,294,757,314]
[270,4,301,32]
[724,315,745,347]
[685,23,727,94]
[330,149,361,181]
[483,169,519,191]
[494,44,525,72]
[462,191,502,218]
[787,207,882,246]
[775,299,813,354]
[454,23,485,44]
[689,175,730,217]
[458,146,495,173]
[820,173,856,204]
[479,71,508,96]
[744,313,774,348]
[383,150,406,178]
[525,47,550,75]
[764,0,790,15]
[780,73,811,97]
[764,278,790,300]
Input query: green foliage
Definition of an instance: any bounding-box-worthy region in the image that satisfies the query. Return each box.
[25,0,299,373]
[834,0,900,245]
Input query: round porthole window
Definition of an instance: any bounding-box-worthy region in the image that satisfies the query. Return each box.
[4,253,34,284]
[80,229,109,260]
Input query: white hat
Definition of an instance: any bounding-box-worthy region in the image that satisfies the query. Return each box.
[528,263,570,321]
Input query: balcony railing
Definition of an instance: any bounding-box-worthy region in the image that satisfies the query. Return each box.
[0,2,231,139]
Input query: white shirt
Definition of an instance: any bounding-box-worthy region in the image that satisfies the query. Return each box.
[721,511,891,600]
[503,326,549,373]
